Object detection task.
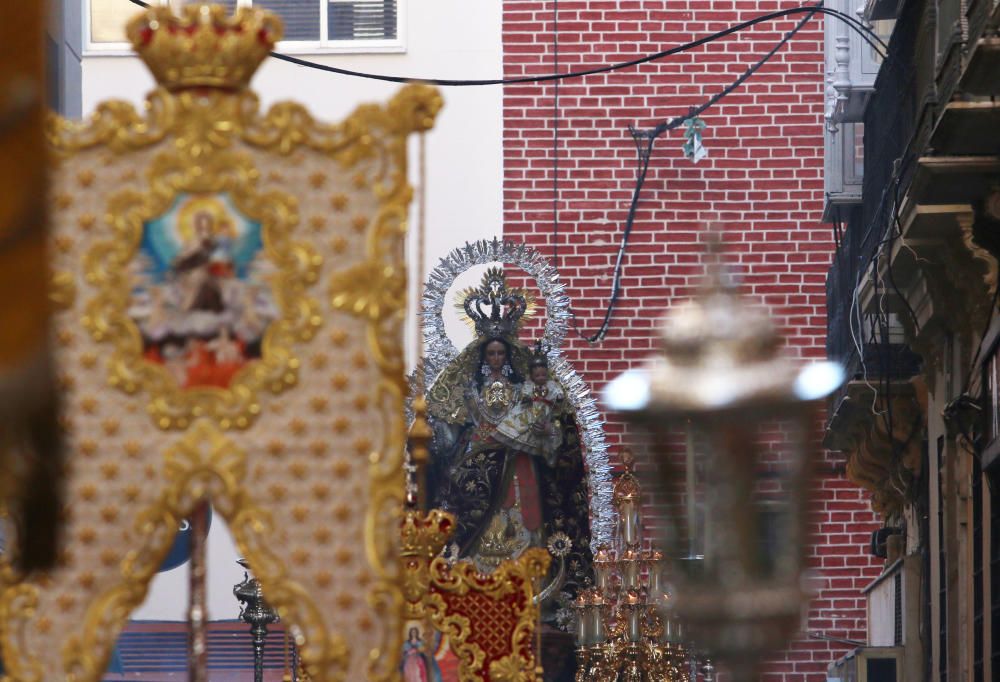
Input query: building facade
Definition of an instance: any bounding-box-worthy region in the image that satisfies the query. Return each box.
[824,0,1000,679]
[502,0,883,678]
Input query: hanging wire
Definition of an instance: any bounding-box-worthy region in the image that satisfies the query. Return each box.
[126,1,886,84]
[124,0,891,344]
[565,4,821,343]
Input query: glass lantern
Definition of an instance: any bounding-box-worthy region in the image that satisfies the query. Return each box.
[603,245,843,681]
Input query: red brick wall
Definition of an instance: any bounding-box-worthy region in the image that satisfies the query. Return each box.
[501,0,883,677]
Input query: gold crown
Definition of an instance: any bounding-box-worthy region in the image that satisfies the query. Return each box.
[126,4,282,92]
[400,509,456,560]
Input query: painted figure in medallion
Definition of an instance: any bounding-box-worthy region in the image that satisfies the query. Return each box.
[127,193,278,390]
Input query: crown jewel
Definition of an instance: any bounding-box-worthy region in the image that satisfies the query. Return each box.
[127,4,282,92]
[462,267,527,340]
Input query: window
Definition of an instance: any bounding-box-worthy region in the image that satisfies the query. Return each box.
[87,0,401,54]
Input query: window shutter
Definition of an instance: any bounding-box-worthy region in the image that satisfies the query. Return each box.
[328,0,398,41]
[255,0,321,41]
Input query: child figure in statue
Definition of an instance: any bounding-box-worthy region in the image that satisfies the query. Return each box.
[493,343,565,466]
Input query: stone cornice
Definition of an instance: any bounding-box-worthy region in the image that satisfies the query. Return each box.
[825,378,927,516]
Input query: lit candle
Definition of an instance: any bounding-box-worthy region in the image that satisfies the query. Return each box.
[574,593,590,646]
[620,498,638,546]
[622,549,640,589]
[594,549,613,590]
[625,591,642,643]
[591,593,605,644]
[647,550,663,599]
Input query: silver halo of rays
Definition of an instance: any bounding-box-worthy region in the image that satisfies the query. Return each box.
[412,237,613,552]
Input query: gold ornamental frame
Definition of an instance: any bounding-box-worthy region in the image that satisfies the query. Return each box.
[0,5,442,681]
[82,151,320,431]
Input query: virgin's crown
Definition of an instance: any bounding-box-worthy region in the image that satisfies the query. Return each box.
[462,267,527,340]
[126,4,282,92]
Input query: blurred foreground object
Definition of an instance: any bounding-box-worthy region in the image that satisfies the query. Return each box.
[0,3,441,679]
[603,238,844,681]
[0,0,63,573]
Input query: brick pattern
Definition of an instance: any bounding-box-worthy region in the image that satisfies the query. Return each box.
[501,0,882,677]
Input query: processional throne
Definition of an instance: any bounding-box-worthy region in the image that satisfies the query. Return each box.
[400,239,615,681]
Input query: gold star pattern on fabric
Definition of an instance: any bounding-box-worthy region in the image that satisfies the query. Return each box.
[309,215,326,231]
[353,437,372,456]
[99,549,119,567]
[100,462,119,481]
[311,483,330,501]
[77,213,96,231]
[76,169,95,188]
[330,194,348,211]
[54,235,74,254]
[308,172,326,189]
[330,236,348,253]
[332,416,350,434]
[289,419,306,436]
[330,329,348,346]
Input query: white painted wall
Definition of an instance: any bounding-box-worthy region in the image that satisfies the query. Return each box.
[82,0,502,620]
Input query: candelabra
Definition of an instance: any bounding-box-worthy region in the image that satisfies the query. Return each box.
[573,449,705,682]
[233,558,280,682]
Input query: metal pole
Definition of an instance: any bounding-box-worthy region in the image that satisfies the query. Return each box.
[685,423,697,557]
[251,620,268,682]
[187,500,210,682]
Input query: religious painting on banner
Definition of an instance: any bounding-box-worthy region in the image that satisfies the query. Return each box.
[130,192,277,390]
[0,4,441,682]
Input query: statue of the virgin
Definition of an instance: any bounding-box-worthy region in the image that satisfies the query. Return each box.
[424,268,592,599]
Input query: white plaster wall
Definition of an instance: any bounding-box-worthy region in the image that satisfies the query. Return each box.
[82,0,502,620]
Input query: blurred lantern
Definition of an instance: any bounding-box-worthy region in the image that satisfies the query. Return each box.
[603,239,843,681]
